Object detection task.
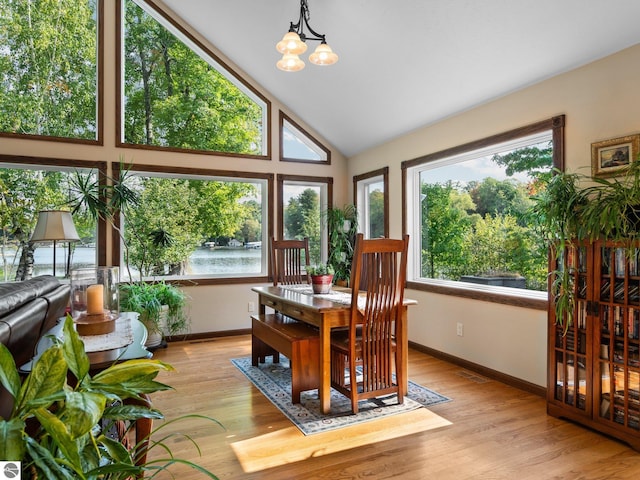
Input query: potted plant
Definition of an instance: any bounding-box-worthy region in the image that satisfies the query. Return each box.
[533,158,640,330]
[70,162,191,345]
[307,263,335,294]
[119,280,190,348]
[0,315,218,479]
[324,204,358,286]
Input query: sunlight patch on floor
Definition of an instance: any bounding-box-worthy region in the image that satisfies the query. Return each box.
[230,408,451,473]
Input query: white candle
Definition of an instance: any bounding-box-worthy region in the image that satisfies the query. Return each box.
[86,284,104,315]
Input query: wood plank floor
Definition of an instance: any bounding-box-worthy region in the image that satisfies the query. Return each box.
[146,335,640,479]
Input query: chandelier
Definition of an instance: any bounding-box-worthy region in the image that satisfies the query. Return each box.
[276,0,339,72]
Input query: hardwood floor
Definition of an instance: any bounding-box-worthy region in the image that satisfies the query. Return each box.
[147,335,640,479]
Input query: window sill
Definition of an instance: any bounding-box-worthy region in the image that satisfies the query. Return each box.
[406,279,548,311]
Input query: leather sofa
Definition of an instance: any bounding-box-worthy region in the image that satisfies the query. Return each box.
[0,275,70,419]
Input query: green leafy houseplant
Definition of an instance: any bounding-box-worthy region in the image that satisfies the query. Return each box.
[533,159,640,330]
[119,280,190,339]
[323,205,358,285]
[307,264,334,294]
[306,263,335,276]
[0,315,218,479]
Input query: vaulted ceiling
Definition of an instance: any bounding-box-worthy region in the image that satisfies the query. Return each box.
[162,0,640,158]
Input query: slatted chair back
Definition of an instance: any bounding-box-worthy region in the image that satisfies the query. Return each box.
[270,237,311,286]
[331,233,409,413]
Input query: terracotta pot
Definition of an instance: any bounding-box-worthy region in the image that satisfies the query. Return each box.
[310,274,333,294]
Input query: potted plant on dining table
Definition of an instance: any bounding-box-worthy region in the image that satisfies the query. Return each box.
[307,263,335,294]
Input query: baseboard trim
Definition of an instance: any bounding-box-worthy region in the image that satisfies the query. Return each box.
[409,341,546,398]
[165,328,251,343]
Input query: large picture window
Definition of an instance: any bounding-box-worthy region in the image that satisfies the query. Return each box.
[120,0,268,157]
[403,116,565,304]
[0,0,101,142]
[119,166,270,282]
[0,157,104,281]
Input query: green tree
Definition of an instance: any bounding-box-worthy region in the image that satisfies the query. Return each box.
[369,189,385,238]
[0,169,88,281]
[421,182,473,279]
[492,142,553,179]
[239,200,262,243]
[284,188,321,262]
[0,0,97,138]
[465,214,547,289]
[467,177,532,223]
[193,180,256,246]
[123,0,262,154]
[125,178,201,277]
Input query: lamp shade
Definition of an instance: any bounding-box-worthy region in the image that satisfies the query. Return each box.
[277,53,305,72]
[30,210,80,242]
[309,43,339,66]
[276,31,307,55]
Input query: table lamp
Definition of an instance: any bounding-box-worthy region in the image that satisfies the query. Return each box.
[30,210,80,277]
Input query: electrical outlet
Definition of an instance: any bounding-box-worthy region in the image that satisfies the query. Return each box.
[248,302,255,312]
[456,322,464,337]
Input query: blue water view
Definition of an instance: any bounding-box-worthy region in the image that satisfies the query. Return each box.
[0,245,262,279]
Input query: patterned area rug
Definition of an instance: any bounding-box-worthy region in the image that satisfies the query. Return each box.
[231,356,451,435]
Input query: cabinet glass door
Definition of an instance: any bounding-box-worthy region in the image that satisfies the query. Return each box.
[553,244,589,411]
[597,245,640,431]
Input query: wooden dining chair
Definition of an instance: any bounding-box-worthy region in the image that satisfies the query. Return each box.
[330,233,409,414]
[252,237,316,373]
[270,237,311,286]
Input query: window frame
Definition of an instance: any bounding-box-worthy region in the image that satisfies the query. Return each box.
[114,163,273,286]
[0,0,104,146]
[277,174,333,263]
[353,167,389,239]
[279,111,331,165]
[116,0,272,160]
[401,115,565,310]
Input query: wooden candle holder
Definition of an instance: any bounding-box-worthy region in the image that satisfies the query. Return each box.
[75,312,116,336]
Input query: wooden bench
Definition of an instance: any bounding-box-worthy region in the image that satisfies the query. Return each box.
[251,313,320,403]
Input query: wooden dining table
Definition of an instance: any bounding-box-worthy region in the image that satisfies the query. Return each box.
[251,285,417,414]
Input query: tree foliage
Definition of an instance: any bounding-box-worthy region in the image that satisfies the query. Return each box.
[0,168,96,281]
[123,0,263,154]
[284,188,321,262]
[492,142,553,178]
[419,142,554,290]
[369,189,385,238]
[0,0,97,138]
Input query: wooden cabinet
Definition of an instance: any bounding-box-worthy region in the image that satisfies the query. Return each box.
[548,241,640,450]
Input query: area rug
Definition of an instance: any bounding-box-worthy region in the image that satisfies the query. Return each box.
[231,355,451,435]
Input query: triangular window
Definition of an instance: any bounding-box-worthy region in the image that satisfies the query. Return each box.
[280,112,330,164]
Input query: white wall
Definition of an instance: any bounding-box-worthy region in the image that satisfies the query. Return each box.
[349,43,640,387]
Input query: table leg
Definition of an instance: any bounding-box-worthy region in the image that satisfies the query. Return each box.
[319,321,332,414]
[397,306,409,397]
[258,295,266,315]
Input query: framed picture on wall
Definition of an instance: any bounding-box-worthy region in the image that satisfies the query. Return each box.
[591,134,640,177]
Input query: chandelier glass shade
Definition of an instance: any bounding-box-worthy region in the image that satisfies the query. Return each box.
[309,43,338,66]
[276,0,338,71]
